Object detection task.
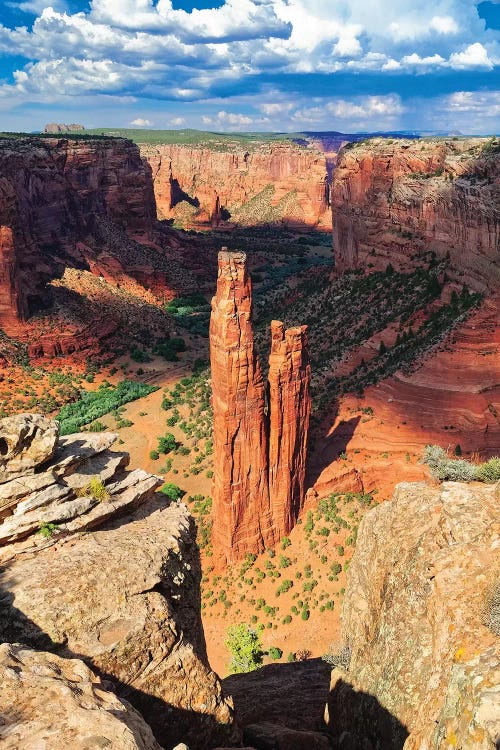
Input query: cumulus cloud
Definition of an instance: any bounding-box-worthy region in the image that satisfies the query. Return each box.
[0,0,497,131]
[168,116,185,126]
[449,42,493,69]
[130,117,152,126]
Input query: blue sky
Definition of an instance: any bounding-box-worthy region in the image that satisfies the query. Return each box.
[0,0,499,133]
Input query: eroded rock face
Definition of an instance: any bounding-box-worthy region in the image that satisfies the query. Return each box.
[0,413,59,480]
[332,138,500,290]
[268,321,311,536]
[210,250,274,565]
[142,142,330,228]
[0,643,163,750]
[326,480,500,750]
[0,136,156,336]
[0,415,237,749]
[210,252,311,565]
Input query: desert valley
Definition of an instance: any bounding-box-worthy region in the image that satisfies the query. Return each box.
[0,123,498,750]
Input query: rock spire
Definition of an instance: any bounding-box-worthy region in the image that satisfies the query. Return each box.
[210,249,311,565]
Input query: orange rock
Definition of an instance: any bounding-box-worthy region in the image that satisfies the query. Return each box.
[332,137,499,290]
[210,249,274,566]
[142,143,331,228]
[268,320,311,536]
[210,252,312,565]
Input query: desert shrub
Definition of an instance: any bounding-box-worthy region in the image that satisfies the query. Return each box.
[268,646,283,660]
[130,347,151,363]
[225,623,263,674]
[77,477,110,502]
[88,421,106,432]
[149,450,160,460]
[38,522,58,538]
[157,433,177,454]
[295,649,311,661]
[474,457,500,482]
[423,445,500,482]
[159,483,185,501]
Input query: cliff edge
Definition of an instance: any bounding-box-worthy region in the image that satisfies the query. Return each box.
[326,479,500,749]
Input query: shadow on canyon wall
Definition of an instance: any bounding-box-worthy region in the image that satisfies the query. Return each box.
[327,677,409,750]
[307,413,361,489]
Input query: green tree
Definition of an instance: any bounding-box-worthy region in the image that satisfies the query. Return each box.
[225,624,263,674]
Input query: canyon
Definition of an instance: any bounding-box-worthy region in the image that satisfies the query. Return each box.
[0,132,498,749]
[141,141,331,229]
[210,250,311,566]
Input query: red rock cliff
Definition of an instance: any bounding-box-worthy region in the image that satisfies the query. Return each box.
[209,250,274,566]
[332,138,499,290]
[142,142,330,228]
[0,136,156,336]
[268,320,311,536]
[210,252,311,565]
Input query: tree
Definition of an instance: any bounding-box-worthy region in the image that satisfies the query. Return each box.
[157,433,177,454]
[225,624,263,674]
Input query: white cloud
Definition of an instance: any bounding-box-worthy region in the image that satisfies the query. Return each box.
[430,15,458,35]
[168,116,185,126]
[449,42,493,70]
[130,117,152,126]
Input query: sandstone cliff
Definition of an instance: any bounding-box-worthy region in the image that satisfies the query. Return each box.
[210,251,311,566]
[141,141,330,228]
[0,414,237,750]
[332,138,499,290]
[0,136,156,337]
[326,480,500,749]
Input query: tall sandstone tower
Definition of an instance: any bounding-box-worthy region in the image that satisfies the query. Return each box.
[210,249,311,566]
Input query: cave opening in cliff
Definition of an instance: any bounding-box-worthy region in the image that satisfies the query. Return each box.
[0,438,8,456]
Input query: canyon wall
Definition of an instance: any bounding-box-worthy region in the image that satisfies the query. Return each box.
[326,480,499,749]
[0,136,156,336]
[332,138,500,290]
[0,414,238,750]
[210,250,311,566]
[141,142,330,228]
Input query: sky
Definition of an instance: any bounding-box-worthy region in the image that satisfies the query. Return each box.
[0,0,499,133]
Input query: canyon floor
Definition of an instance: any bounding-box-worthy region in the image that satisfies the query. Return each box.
[2,224,498,680]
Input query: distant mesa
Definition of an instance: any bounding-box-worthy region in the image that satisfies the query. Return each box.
[43,122,85,133]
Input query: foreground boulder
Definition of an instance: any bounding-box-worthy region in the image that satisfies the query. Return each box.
[326,480,500,749]
[0,414,237,749]
[0,643,162,749]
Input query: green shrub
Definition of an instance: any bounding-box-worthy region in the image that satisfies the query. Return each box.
[225,624,263,674]
[301,608,310,621]
[160,483,185,500]
[38,522,58,538]
[158,433,177,454]
[149,450,160,460]
[287,651,296,662]
[57,380,158,435]
[474,457,500,482]
[88,421,106,432]
[268,646,283,660]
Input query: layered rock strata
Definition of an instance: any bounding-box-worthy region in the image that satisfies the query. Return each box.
[0,644,163,750]
[325,480,500,749]
[210,251,311,565]
[0,136,156,336]
[0,414,237,750]
[142,142,330,228]
[332,138,500,290]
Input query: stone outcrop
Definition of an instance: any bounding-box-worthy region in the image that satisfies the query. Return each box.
[0,643,163,750]
[44,123,85,133]
[325,480,500,749]
[268,321,311,536]
[210,250,275,563]
[0,136,156,336]
[141,142,330,228]
[332,138,500,290]
[210,251,311,565]
[0,414,237,749]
